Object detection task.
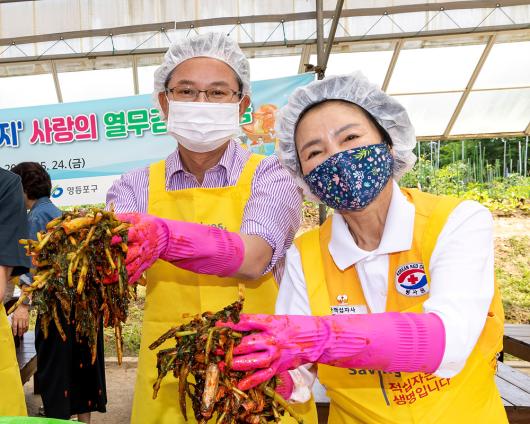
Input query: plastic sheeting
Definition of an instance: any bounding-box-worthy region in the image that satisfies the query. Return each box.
[0,72,56,108]
[0,1,529,138]
[394,92,462,136]
[386,44,485,93]
[451,88,530,134]
[474,40,530,89]
[1,0,529,59]
[310,50,393,87]
[249,55,301,81]
[58,67,134,102]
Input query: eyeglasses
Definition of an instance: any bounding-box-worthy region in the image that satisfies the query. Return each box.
[166,86,241,103]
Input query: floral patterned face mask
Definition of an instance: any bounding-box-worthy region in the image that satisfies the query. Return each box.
[303,143,394,211]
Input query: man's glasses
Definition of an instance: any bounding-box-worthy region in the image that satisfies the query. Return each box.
[166,86,241,103]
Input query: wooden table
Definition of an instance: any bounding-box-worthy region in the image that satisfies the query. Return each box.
[504,324,530,362]
[496,361,530,423]
[15,330,37,385]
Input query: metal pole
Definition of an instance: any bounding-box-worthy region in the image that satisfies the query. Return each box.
[482,146,488,179]
[322,0,345,71]
[518,139,522,174]
[524,136,528,177]
[316,0,325,80]
[430,142,433,166]
[461,139,465,161]
[132,54,139,95]
[50,60,63,103]
[478,141,481,182]
[298,44,312,74]
[316,0,327,224]
[437,140,440,169]
[503,139,507,177]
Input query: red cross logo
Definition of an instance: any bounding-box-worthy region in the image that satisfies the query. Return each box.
[407,274,419,284]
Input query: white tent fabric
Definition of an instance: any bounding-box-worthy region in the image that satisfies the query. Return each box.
[0,0,529,139]
[1,1,528,50]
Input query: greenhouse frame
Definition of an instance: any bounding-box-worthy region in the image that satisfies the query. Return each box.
[0,0,529,142]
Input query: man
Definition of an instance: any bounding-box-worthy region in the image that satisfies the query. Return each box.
[0,168,30,416]
[106,33,316,423]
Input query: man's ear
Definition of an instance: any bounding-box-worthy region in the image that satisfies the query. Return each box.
[158,92,169,118]
[239,95,251,118]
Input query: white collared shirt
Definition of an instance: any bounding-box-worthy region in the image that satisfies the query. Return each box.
[276,181,495,402]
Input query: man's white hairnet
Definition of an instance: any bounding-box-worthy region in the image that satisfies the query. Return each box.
[153,32,251,120]
[276,71,417,201]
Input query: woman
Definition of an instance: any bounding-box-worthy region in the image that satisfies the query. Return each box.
[219,72,507,423]
[11,162,107,423]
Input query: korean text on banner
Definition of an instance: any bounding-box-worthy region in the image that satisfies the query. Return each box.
[0,73,314,206]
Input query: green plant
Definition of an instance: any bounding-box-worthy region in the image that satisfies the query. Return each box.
[104,285,145,357]
[400,160,530,216]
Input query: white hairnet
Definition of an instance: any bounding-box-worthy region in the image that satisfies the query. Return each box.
[276,71,417,201]
[153,32,251,120]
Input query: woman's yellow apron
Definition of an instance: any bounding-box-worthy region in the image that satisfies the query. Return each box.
[131,155,317,424]
[0,303,27,416]
[295,188,507,424]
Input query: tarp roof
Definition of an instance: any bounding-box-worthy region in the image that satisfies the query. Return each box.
[1,0,529,139]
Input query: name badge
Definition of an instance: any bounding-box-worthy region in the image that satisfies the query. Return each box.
[330,304,368,315]
[395,262,429,297]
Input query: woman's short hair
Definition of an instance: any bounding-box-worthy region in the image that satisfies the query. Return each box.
[11,162,52,200]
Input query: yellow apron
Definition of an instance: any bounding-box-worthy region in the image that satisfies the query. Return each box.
[295,188,507,424]
[0,303,27,416]
[131,155,317,424]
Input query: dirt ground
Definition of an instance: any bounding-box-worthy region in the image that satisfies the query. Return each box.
[24,359,136,423]
[493,216,530,238]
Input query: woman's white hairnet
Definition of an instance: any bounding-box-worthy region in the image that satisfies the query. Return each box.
[153,32,251,120]
[276,71,417,201]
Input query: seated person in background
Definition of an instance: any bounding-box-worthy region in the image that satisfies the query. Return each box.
[9,162,63,338]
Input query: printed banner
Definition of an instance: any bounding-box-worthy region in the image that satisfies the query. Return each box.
[1,73,314,206]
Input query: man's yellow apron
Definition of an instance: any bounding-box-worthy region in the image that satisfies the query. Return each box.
[131,155,317,424]
[0,303,27,416]
[295,188,507,424]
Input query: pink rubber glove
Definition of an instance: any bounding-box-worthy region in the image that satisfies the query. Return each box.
[275,371,294,400]
[115,213,245,284]
[114,213,166,284]
[219,312,445,391]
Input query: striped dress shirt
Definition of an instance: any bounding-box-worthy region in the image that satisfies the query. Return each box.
[106,139,302,278]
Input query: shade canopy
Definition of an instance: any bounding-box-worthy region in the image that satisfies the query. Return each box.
[1,0,529,139]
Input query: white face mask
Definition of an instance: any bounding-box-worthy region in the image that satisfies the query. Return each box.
[167,100,241,153]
